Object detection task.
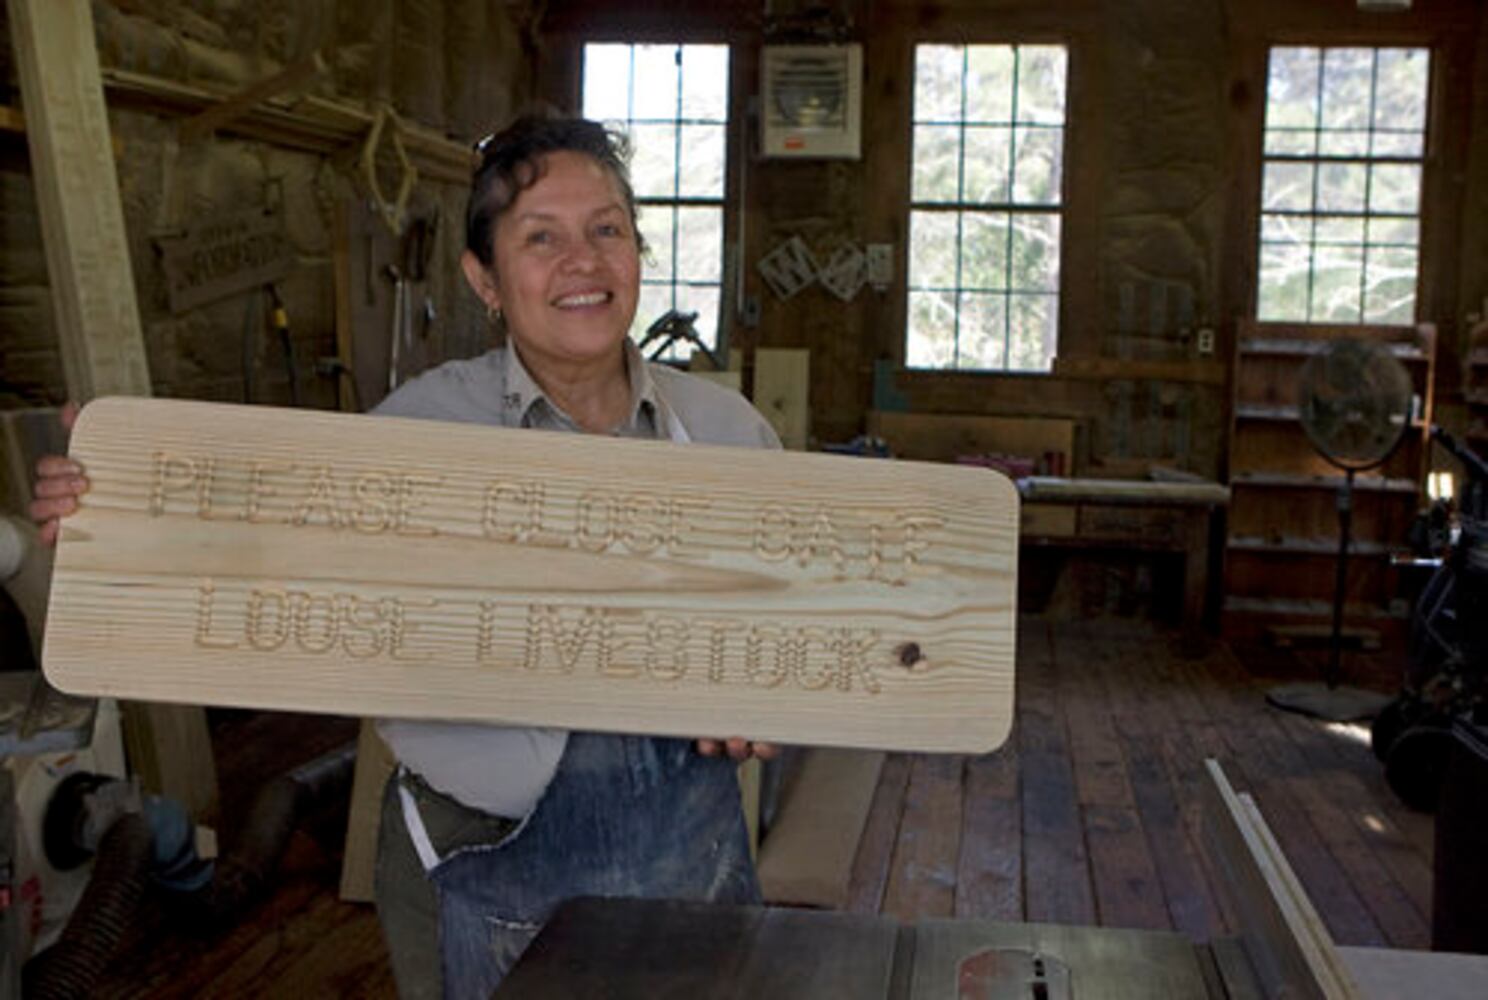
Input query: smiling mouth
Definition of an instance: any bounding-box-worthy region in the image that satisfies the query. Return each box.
[553,291,612,309]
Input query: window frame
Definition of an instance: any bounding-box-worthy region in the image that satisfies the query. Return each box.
[1253,44,1435,326]
[904,42,1071,373]
[578,40,736,358]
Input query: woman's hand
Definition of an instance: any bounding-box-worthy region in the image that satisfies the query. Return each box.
[28,402,85,547]
[695,738,780,762]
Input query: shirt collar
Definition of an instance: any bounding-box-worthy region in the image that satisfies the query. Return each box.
[501,339,659,432]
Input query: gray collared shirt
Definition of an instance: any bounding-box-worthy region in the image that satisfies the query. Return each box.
[372,341,780,815]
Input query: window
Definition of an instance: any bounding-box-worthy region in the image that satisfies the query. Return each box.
[1257,47,1430,324]
[582,43,729,356]
[907,44,1067,372]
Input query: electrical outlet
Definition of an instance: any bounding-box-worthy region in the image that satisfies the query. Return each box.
[866,243,893,290]
[741,295,761,328]
[1196,327,1215,356]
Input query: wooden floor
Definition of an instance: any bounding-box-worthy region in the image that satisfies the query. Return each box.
[88,615,1433,997]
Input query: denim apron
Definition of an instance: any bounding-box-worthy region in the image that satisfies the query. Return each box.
[396,406,761,998]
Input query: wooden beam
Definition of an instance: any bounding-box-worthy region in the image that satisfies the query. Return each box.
[178,50,327,144]
[8,0,217,818]
[99,67,473,185]
[44,397,1019,754]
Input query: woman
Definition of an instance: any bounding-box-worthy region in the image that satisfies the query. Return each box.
[31,114,780,998]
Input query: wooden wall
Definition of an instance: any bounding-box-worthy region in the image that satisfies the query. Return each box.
[0,0,536,416]
[538,0,1488,479]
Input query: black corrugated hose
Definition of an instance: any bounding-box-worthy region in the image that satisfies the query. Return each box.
[20,743,357,995]
[22,811,154,999]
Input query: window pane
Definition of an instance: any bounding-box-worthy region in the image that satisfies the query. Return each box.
[1315,215,1364,246]
[960,212,1009,291]
[1261,212,1309,245]
[1258,239,1312,322]
[912,125,961,202]
[907,289,957,368]
[1373,49,1429,131]
[630,123,678,198]
[1265,129,1317,156]
[962,126,1011,204]
[965,46,1014,122]
[676,284,721,349]
[1364,246,1417,324]
[1320,49,1373,130]
[1372,131,1423,157]
[1009,293,1057,371]
[1011,126,1063,205]
[909,211,958,288]
[1315,162,1366,213]
[957,292,1008,369]
[1367,216,1418,247]
[1010,212,1061,291]
[632,45,680,120]
[680,45,729,121]
[1016,46,1067,125]
[634,283,676,341]
[1318,129,1370,157]
[1266,48,1320,131]
[583,45,632,122]
[678,124,725,198]
[1262,162,1315,212]
[1311,244,1364,322]
[638,205,676,280]
[914,46,964,121]
[1370,163,1421,214]
[675,206,722,282]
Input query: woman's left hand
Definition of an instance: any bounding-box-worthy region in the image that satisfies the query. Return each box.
[695,738,780,762]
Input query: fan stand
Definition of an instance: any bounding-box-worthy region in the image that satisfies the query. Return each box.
[1266,464,1392,722]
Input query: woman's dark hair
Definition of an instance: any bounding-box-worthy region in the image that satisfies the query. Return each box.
[465,114,644,267]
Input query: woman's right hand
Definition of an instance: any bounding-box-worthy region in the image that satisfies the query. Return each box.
[28,402,85,547]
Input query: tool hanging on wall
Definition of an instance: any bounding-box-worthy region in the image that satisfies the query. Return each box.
[239,284,301,406]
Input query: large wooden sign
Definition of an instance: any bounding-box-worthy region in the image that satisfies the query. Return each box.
[43,398,1018,753]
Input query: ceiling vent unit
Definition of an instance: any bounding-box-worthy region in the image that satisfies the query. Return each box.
[760,44,862,159]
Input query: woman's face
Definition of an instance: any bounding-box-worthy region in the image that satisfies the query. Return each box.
[470,150,641,374]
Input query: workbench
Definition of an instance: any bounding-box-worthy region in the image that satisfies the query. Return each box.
[1018,476,1230,648]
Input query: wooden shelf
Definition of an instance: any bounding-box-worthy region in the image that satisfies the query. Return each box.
[1239,338,1427,362]
[1230,471,1419,494]
[1234,403,1300,421]
[1222,595,1407,621]
[1226,535,1399,558]
[1224,321,1434,637]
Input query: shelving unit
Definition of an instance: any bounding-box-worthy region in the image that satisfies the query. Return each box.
[1465,319,1488,447]
[1222,321,1436,640]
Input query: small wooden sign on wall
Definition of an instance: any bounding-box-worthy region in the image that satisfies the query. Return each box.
[156,207,293,313]
[43,398,1020,754]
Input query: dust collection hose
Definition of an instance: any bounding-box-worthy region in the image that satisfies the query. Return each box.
[22,812,154,999]
[20,743,357,997]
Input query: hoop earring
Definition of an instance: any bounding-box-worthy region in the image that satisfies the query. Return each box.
[488,305,502,324]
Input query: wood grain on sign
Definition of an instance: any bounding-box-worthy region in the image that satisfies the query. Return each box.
[44,398,1018,754]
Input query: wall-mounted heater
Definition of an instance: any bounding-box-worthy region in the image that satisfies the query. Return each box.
[760,44,863,159]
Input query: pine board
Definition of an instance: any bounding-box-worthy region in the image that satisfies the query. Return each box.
[43,397,1018,753]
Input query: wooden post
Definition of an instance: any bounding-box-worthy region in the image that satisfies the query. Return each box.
[8,0,218,818]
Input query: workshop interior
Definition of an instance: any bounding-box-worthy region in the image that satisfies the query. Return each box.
[2,0,1488,996]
